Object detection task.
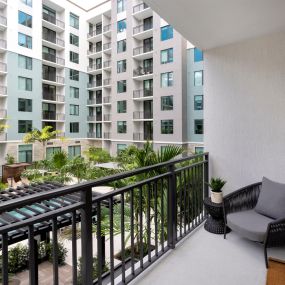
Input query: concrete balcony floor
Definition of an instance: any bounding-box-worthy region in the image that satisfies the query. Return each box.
[130,225,285,285]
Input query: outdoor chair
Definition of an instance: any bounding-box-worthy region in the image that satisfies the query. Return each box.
[223,177,285,267]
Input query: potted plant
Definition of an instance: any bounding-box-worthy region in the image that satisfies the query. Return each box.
[208,177,226,203]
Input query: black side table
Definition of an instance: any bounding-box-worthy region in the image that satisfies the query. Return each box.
[203,197,231,234]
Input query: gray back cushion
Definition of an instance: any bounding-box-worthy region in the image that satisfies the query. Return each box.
[255,177,285,219]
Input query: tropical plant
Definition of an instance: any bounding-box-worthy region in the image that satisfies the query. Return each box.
[23,126,62,159]
[84,147,112,164]
[208,177,226,192]
[65,155,89,183]
[38,241,67,266]
[5,153,15,165]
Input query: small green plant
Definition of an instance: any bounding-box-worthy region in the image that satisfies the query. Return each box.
[38,241,67,266]
[208,177,226,192]
[5,154,15,165]
[0,182,7,191]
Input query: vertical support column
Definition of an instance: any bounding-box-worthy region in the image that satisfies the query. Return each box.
[80,188,93,285]
[167,163,177,249]
[204,153,209,198]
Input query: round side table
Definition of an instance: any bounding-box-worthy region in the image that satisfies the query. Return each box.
[203,197,231,234]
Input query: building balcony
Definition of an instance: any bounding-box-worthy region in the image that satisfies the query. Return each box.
[133,110,153,120]
[0,61,7,75]
[0,15,7,30]
[0,132,6,141]
[42,93,65,103]
[103,78,111,87]
[0,0,7,10]
[103,60,112,71]
[87,132,102,139]
[42,112,65,121]
[42,53,65,68]
[133,24,153,40]
[87,29,102,42]
[87,114,102,122]
[133,45,153,60]
[87,98,102,105]
[133,132,153,141]
[42,12,65,32]
[0,39,6,52]
[0,108,6,118]
[133,66,153,80]
[0,85,7,96]
[133,3,152,20]
[103,96,111,104]
[87,63,102,74]
[103,114,111,122]
[42,74,65,86]
[103,42,112,54]
[42,34,65,50]
[103,132,111,139]
[103,24,111,37]
[133,89,153,100]
[87,46,102,58]
[87,80,103,90]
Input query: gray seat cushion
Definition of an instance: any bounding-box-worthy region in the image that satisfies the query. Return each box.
[227,210,273,242]
[255,177,285,219]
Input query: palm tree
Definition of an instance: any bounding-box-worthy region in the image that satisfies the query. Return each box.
[23,126,62,160]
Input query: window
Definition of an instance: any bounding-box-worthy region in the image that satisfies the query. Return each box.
[117,19,127,33]
[161,120,173,134]
[46,147,61,159]
[117,144,127,154]
[161,25,173,41]
[18,11,32,28]
[70,51,79,64]
[117,121,127,133]
[70,13,79,29]
[194,95,203,110]
[70,122,79,133]
[161,96,173,111]
[161,48,173,64]
[70,104,79,116]
[18,77,32,91]
[68,145,81,158]
[161,72,173,87]
[18,98,32,112]
[117,0,126,13]
[117,100,127,113]
[194,71,203,86]
[20,0,32,7]
[117,60,126,73]
[194,119,204,134]
[70,33,79,47]
[18,144,32,163]
[43,6,56,19]
[117,80,126,93]
[18,55,32,70]
[195,147,204,154]
[18,33,32,49]
[194,48,203,62]
[18,120,32,133]
[70,69,79,81]
[117,39,126,53]
[70,87,79,98]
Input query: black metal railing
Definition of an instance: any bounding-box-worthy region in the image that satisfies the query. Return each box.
[42,53,65,66]
[133,2,149,13]
[42,12,65,29]
[0,153,209,285]
[133,45,153,56]
[133,89,153,98]
[133,66,153,77]
[133,110,153,120]
[133,23,153,35]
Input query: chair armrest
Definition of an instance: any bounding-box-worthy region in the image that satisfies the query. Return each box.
[223,182,262,219]
[265,217,285,247]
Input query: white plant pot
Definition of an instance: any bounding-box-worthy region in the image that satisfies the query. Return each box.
[211,191,223,204]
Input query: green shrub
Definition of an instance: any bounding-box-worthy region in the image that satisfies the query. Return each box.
[6,244,29,274]
[38,241,67,266]
[5,154,15,165]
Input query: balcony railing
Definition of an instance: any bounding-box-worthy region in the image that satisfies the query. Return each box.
[0,15,7,26]
[0,85,7,95]
[103,78,111,86]
[42,34,65,47]
[133,110,153,120]
[87,63,102,72]
[103,24,111,33]
[103,42,111,50]
[104,114,111,121]
[42,53,65,66]
[0,153,208,285]
[103,60,111,68]
[87,29,102,38]
[133,45,153,56]
[0,62,7,72]
[103,132,110,139]
[43,74,65,84]
[42,12,65,29]
[0,132,6,141]
[42,112,65,121]
[42,93,65,102]
[87,46,102,55]
[133,23,153,35]
[133,89,153,98]
[0,39,6,49]
[87,114,102,121]
[87,80,102,89]
[0,109,6,118]
[133,2,149,13]
[133,66,153,77]
[103,96,111,104]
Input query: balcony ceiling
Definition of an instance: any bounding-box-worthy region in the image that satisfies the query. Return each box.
[144,0,285,50]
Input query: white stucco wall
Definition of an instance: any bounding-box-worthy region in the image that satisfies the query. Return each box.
[204,31,285,193]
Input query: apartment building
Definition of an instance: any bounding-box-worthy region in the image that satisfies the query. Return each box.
[0,0,202,168]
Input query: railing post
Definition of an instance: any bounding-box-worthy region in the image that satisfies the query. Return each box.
[81,188,93,285]
[204,153,209,198]
[167,163,177,249]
